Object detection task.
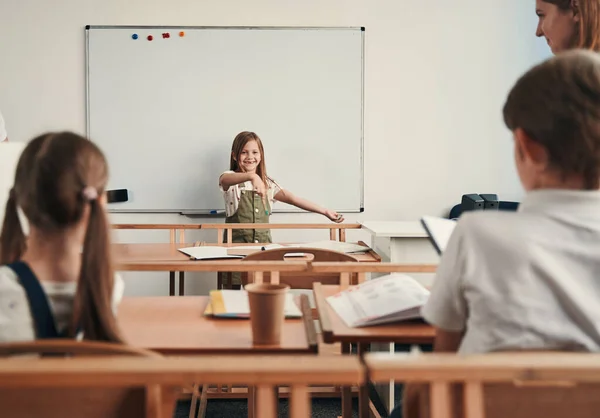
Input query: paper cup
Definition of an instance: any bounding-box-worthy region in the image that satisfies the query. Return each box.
[245,283,290,345]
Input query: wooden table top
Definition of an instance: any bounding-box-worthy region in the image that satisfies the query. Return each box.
[117,296,318,355]
[113,242,381,271]
[313,283,435,345]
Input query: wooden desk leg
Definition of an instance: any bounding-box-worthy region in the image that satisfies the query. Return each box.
[169,272,175,296]
[341,343,353,418]
[357,343,371,418]
[248,386,255,418]
[179,271,185,296]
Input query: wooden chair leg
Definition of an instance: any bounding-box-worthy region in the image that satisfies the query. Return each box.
[189,384,200,418]
[197,383,209,418]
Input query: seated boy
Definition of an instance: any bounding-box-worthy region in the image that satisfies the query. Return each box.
[400,50,600,418]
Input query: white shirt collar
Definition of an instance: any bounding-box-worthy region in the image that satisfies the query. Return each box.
[519,189,600,217]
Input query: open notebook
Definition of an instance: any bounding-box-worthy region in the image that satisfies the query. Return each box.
[420,216,457,255]
[178,246,244,260]
[327,274,430,327]
[205,290,302,318]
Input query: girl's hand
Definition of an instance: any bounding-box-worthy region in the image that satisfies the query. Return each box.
[251,174,266,196]
[325,210,344,223]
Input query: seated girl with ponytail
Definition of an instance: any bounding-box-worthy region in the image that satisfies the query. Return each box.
[0,132,123,343]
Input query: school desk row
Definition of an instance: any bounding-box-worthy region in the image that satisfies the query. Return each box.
[2,347,598,418]
[111,221,436,294]
[115,261,437,418]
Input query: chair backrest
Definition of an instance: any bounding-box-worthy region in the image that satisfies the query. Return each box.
[0,354,362,418]
[243,247,359,288]
[0,339,176,418]
[366,352,600,418]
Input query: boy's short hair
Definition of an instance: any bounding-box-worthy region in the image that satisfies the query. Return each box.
[503,49,600,189]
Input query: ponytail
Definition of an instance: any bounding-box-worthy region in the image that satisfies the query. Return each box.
[71,197,122,342]
[0,189,26,264]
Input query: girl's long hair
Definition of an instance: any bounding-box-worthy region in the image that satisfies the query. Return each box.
[0,132,122,342]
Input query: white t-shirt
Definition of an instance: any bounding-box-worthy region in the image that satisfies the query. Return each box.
[219,171,282,217]
[422,189,600,354]
[0,265,124,342]
[0,110,7,141]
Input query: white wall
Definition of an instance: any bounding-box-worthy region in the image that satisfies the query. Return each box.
[0,0,551,296]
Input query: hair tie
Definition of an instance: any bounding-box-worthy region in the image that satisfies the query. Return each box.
[82,186,98,201]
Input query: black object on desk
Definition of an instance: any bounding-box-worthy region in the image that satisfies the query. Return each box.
[479,194,499,210]
[461,194,484,211]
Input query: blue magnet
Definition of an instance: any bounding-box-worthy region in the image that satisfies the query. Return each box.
[132,34,138,40]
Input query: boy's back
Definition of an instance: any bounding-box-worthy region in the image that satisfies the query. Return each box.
[423,189,600,354]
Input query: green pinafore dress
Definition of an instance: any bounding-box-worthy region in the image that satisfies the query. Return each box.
[221,186,272,287]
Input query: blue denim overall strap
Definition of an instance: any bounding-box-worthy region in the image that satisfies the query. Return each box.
[6,261,65,339]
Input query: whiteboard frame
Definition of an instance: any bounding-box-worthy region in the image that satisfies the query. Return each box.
[85,25,365,214]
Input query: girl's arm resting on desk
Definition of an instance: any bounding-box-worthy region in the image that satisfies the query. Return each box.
[274,189,344,222]
[219,172,265,195]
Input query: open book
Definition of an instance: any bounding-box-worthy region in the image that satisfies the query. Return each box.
[178,246,243,260]
[420,216,457,255]
[226,244,285,256]
[326,274,430,327]
[205,290,302,318]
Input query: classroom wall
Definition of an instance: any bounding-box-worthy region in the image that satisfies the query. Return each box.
[0,0,550,296]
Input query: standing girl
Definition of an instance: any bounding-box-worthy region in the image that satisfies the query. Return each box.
[0,132,123,342]
[218,131,344,287]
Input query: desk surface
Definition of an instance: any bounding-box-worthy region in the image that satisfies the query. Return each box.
[118,296,317,355]
[314,283,435,345]
[360,221,428,238]
[113,242,381,271]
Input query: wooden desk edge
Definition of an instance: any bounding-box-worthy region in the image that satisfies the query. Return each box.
[299,294,319,353]
[357,240,381,262]
[313,283,335,344]
[201,223,363,230]
[112,223,362,230]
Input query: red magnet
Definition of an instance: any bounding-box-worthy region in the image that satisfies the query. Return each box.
[147,35,153,41]
[165,33,170,38]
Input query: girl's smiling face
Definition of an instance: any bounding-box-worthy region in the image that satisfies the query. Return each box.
[237,140,261,173]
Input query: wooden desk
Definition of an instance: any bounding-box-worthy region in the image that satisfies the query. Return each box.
[314,283,435,418]
[113,242,380,267]
[314,283,435,345]
[117,296,318,355]
[112,242,381,295]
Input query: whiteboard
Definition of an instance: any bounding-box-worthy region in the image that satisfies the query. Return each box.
[85,26,364,213]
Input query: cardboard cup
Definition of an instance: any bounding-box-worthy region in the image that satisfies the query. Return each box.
[245,283,290,345]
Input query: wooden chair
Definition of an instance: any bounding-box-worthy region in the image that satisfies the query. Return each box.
[0,354,362,418]
[242,247,360,289]
[0,339,178,418]
[366,352,600,418]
